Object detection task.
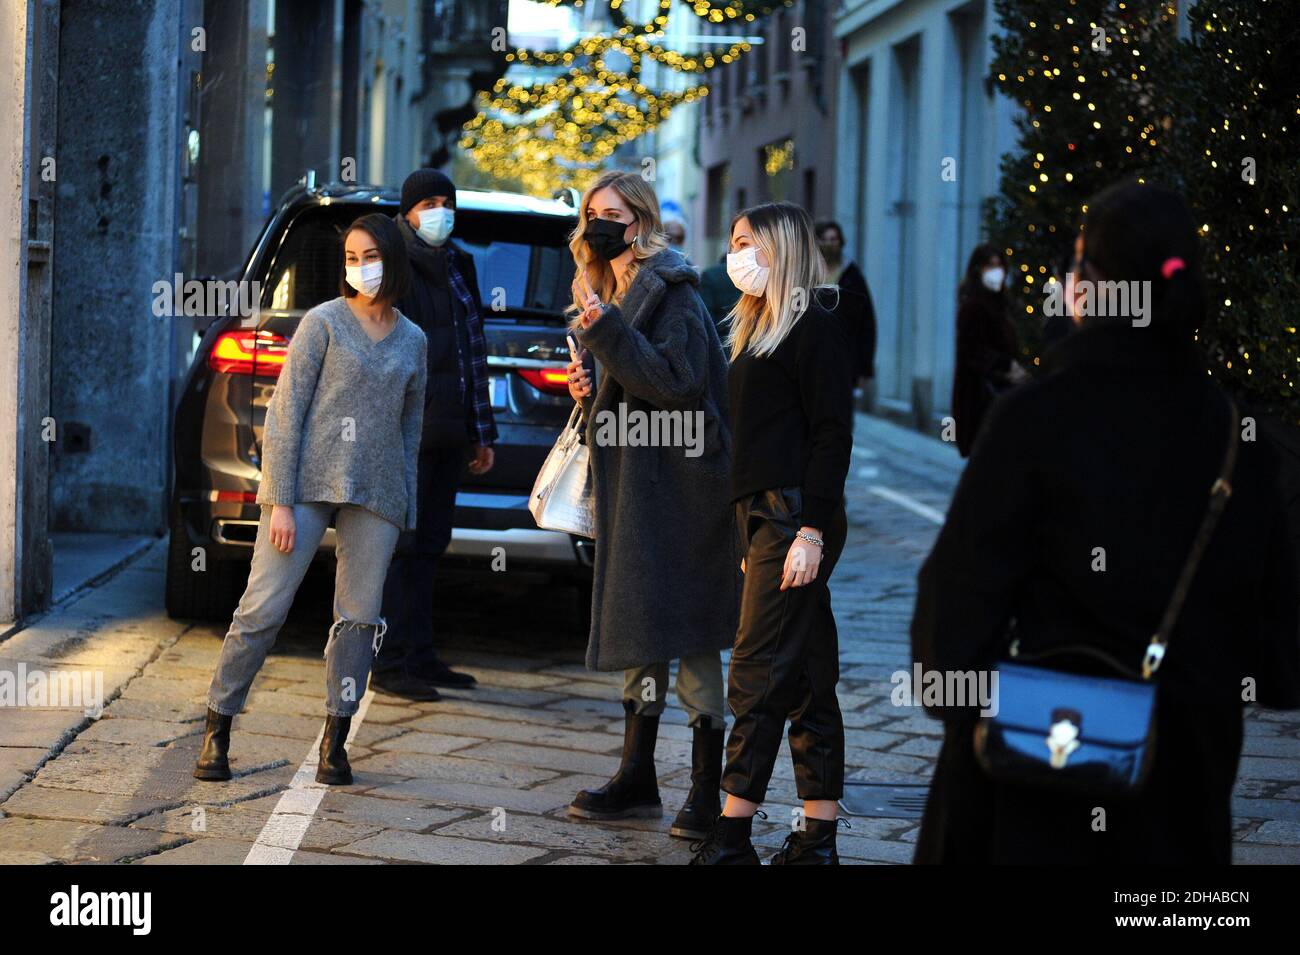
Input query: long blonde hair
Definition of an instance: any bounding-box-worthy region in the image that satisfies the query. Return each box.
[726,202,832,360]
[568,171,669,325]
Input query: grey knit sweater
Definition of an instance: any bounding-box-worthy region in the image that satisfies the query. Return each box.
[256,296,428,530]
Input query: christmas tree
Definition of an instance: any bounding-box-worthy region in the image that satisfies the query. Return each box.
[983,0,1178,361]
[1169,0,1300,418]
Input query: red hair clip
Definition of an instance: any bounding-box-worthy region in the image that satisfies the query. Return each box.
[1161,257,1186,280]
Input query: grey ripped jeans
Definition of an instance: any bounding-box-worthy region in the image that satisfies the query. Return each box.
[207,502,400,718]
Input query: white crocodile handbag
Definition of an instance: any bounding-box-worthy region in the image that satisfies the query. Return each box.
[529,404,595,539]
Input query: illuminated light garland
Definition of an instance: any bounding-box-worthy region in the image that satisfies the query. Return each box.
[463,1,782,192]
[986,0,1178,356]
[542,0,790,25]
[986,0,1298,416]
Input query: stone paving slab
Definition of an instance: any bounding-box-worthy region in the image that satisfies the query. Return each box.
[78,716,201,747]
[133,837,258,865]
[369,730,488,756]
[0,815,187,863]
[103,698,205,724]
[1232,843,1300,864]
[0,747,53,803]
[1238,756,1300,782]
[337,830,550,865]
[454,740,623,777]
[2,785,185,825]
[0,708,91,749]
[310,792,468,832]
[130,802,384,852]
[31,743,295,802]
[364,778,574,815]
[432,812,694,862]
[1241,820,1300,844]
[401,712,619,753]
[350,751,559,788]
[423,697,613,731]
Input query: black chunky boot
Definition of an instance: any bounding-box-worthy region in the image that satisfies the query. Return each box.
[193,708,233,781]
[568,701,662,820]
[689,813,762,865]
[315,715,353,785]
[769,816,844,865]
[669,718,725,839]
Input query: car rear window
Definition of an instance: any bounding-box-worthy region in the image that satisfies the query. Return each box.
[262,204,576,316]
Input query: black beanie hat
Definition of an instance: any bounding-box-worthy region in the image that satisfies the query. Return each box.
[400,169,456,215]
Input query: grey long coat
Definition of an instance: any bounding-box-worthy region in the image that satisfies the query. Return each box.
[575,248,740,671]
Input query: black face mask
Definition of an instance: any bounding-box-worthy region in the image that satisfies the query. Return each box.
[584,217,633,261]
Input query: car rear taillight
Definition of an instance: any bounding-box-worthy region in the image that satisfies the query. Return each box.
[209,490,258,503]
[517,367,571,396]
[209,329,289,377]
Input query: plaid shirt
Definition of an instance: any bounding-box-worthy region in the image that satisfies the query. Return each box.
[446,247,498,447]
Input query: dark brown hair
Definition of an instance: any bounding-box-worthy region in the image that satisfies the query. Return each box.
[958,242,1004,305]
[1081,180,1204,335]
[340,213,411,304]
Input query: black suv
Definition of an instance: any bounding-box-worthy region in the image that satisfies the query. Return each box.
[166,182,589,620]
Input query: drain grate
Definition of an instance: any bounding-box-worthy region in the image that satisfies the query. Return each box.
[838,782,929,819]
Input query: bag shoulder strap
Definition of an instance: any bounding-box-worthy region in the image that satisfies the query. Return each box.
[1142,394,1240,679]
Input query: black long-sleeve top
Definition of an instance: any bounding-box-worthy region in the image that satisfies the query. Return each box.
[727,295,855,530]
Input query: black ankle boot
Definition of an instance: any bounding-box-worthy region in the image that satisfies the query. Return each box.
[769,816,844,865]
[315,714,353,785]
[689,813,762,865]
[569,701,662,820]
[669,718,725,839]
[193,707,233,781]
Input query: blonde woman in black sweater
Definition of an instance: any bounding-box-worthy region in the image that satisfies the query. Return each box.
[692,202,855,865]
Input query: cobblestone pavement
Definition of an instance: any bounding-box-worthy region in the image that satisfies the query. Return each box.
[1,415,1298,864]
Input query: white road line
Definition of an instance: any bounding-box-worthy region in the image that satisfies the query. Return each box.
[868,485,946,526]
[243,688,377,865]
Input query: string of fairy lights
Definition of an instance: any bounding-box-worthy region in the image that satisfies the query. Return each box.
[542,0,789,26]
[1186,5,1295,398]
[994,3,1172,314]
[459,0,791,193]
[989,0,1295,403]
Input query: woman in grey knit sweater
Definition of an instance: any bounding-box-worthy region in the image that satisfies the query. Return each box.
[195,214,427,786]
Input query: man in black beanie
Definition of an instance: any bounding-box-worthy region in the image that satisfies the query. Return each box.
[374,168,497,699]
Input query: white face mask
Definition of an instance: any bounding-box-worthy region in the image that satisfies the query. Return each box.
[345,260,384,297]
[727,246,770,297]
[416,207,454,246]
[981,267,1005,293]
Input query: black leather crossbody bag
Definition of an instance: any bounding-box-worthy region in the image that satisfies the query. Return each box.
[973,398,1240,797]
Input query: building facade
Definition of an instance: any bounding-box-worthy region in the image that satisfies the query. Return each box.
[0,0,505,624]
[693,0,840,266]
[635,2,704,264]
[833,0,1016,429]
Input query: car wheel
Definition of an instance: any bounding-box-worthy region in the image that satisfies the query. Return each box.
[165,505,248,622]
